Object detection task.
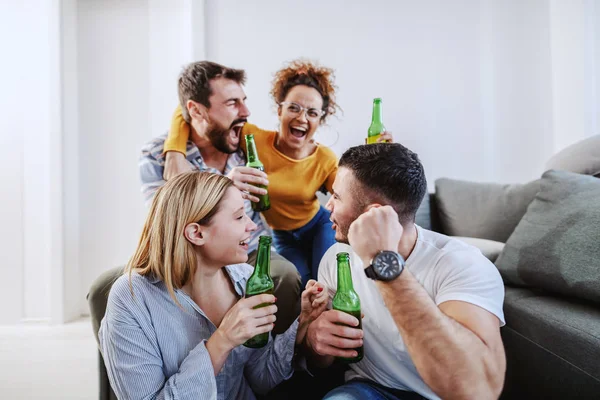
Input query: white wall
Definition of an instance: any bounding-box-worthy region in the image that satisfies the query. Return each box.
[204,0,573,184]
[0,1,61,324]
[0,3,26,324]
[76,0,200,315]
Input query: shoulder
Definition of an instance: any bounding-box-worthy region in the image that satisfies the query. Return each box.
[315,145,338,166]
[106,272,157,315]
[414,226,503,285]
[140,134,168,161]
[243,123,276,138]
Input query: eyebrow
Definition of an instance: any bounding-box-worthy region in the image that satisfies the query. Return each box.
[233,206,245,214]
[224,96,247,104]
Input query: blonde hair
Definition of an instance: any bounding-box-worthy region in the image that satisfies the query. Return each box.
[127,171,233,304]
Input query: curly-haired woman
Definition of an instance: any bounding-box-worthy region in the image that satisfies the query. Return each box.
[162,59,392,286]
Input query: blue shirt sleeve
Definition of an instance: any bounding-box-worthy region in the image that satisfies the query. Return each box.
[139,137,167,207]
[99,278,218,400]
[244,319,299,395]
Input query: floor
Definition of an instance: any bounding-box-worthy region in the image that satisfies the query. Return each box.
[0,318,98,399]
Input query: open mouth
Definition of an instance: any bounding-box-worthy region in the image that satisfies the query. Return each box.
[290,125,308,138]
[239,237,250,249]
[231,124,244,138]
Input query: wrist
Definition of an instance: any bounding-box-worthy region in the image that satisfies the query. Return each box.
[295,316,310,346]
[165,150,185,159]
[360,247,397,267]
[209,328,235,353]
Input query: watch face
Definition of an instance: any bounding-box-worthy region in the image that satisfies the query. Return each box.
[374,252,403,280]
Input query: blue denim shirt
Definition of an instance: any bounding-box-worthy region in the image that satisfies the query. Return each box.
[99,264,298,400]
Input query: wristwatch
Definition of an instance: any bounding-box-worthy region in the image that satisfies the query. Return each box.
[364,251,405,281]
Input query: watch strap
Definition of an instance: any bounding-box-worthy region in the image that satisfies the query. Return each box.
[364,265,378,280]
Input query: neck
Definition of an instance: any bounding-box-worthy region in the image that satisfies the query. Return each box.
[397,223,418,261]
[182,255,225,299]
[275,134,316,160]
[190,124,229,172]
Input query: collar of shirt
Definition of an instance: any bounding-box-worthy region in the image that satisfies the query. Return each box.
[146,264,250,297]
[185,141,246,175]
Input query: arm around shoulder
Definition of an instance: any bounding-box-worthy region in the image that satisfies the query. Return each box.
[164,104,190,155]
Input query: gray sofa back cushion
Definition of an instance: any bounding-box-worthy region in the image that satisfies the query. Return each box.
[434,178,541,243]
[545,135,600,177]
[495,170,600,304]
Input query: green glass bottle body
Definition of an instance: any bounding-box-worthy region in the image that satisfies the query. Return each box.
[243,236,275,348]
[332,252,364,363]
[245,134,271,212]
[367,98,386,144]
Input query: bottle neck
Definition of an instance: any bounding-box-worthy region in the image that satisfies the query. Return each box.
[336,261,354,292]
[246,138,259,164]
[371,102,383,124]
[254,241,271,276]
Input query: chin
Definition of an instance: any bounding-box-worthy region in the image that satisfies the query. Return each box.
[335,233,348,244]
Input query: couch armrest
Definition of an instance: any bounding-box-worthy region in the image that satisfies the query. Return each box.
[415,193,444,234]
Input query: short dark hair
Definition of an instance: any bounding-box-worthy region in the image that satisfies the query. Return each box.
[338,143,427,224]
[178,61,246,123]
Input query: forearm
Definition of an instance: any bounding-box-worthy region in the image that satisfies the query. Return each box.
[205,331,234,376]
[103,335,219,399]
[377,270,499,399]
[164,104,190,154]
[246,319,299,394]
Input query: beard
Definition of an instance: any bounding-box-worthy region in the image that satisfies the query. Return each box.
[332,208,363,245]
[207,118,247,154]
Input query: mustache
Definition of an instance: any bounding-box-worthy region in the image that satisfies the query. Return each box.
[229,118,248,129]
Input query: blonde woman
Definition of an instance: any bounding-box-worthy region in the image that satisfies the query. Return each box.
[99,172,327,400]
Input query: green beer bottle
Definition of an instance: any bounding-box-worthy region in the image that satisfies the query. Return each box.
[332,252,364,363]
[244,235,275,348]
[367,98,386,144]
[245,134,271,212]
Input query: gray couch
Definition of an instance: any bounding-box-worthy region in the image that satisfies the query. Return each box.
[415,165,600,398]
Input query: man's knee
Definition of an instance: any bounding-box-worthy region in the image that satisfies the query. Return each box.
[323,382,377,400]
[270,251,302,293]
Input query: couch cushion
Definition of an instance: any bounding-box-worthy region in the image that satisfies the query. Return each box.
[452,237,505,262]
[434,178,541,242]
[503,286,600,381]
[495,170,600,304]
[545,135,600,177]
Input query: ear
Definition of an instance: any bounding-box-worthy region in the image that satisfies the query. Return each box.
[184,222,206,247]
[277,104,282,119]
[187,100,208,123]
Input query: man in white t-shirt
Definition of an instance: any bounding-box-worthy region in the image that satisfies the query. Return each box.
[304,143,506,400]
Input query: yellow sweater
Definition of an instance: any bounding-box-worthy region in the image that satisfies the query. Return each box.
[164,106,338,231]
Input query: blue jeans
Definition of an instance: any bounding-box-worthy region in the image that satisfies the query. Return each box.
[272,206,336,289]
[323,380,426,400]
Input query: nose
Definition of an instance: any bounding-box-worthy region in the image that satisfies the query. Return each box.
[247,218,257,232]
[296,109,308,123]
[240,102,251,119]
[325,196,333,211]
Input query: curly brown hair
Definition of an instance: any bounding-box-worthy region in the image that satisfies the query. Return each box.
[270,59,340,123]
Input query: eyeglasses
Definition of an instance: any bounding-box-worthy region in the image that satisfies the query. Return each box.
[279,102,325,120]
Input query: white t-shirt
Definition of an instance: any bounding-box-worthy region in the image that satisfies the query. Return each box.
[318,225,505,400]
